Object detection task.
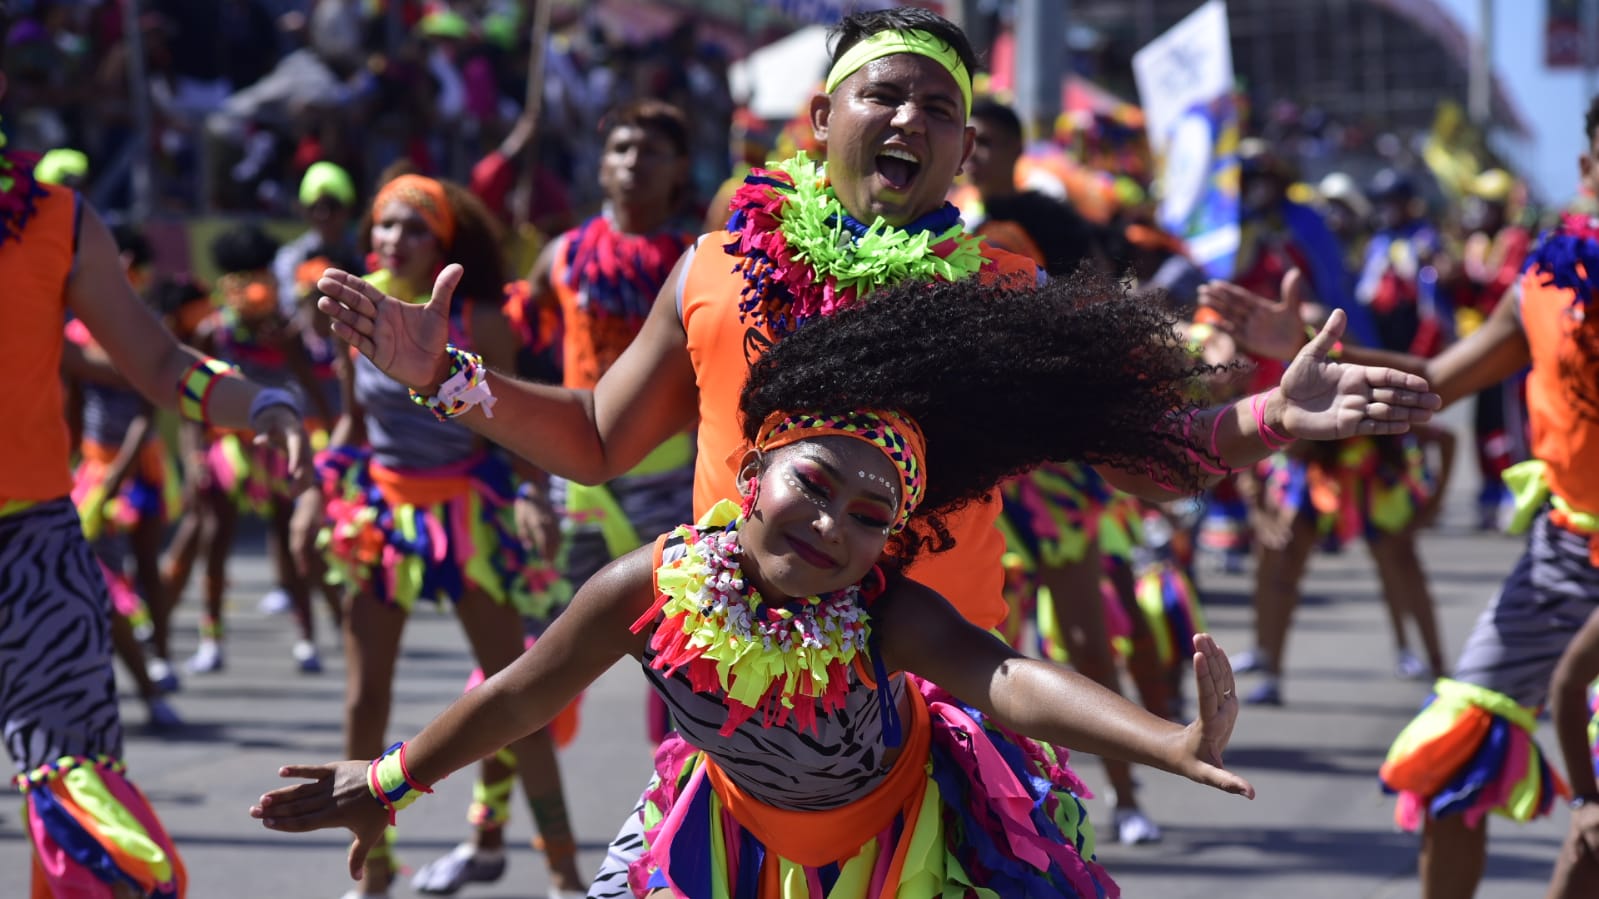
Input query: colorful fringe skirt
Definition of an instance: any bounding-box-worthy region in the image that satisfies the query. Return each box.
[1380,678,1568,831]
[16,755,186,898]
[203,431,291,517]
[1262,436,1430,551]
[630,677,1116,898]
[317,446,565,614]
[71,439,180,541]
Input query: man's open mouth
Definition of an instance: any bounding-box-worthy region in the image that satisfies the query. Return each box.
[875,148,922,191]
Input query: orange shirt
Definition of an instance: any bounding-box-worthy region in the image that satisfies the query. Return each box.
[1520,272,1599,514]
[0,184,81,505]
[681,231,1038,630]
[548,234,650,391]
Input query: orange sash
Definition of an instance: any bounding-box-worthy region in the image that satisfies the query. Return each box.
[369,462,473,509]
[703,683,931,869]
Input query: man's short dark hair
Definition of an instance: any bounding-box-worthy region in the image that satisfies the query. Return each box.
[603,99,690,159]
[1586,94,1599,148]
[971,99,1023,143]
[828,8,980,87]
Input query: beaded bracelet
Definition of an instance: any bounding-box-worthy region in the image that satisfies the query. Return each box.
[409,345,498,422]
[367,741,433,826]
[177,357,240,423]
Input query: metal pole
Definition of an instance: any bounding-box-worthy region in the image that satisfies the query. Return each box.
[1468,0,1492,126]
[121,0,154,221]
[511,0,554,228]
[1014,0,1065,141]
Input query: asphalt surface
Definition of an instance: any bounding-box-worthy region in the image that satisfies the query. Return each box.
[0,454,1570,898]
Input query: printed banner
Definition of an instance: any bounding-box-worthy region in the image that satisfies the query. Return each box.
[1132,0,1240,278]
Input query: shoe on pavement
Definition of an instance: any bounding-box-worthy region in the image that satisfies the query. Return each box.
[1395,649,1429,680]
[145,698,183,730]
[1244,680,1283,706]
[259,588,292,615]
[412,843,507,895]
[147,656,180,694]
[186,640,224,674]
[1112,807,1163,845]
[293,640,323,674]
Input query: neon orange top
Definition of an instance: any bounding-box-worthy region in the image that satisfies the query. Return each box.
[1520,272,1599,515]
[0,184,81,505]
[681,231,1038,630]
[548,234,649,390]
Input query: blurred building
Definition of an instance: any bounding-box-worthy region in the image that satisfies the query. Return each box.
[1069,0,1528,139]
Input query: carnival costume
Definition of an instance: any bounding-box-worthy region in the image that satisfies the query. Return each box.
[198,298,296,517]
[317,270,548,616]
[0,143,185,896]
[619,409,1114,898]
[65,318,181,627]
[1259,436,1433,551]
[1378,214,1599,831]
[546,210,698,587]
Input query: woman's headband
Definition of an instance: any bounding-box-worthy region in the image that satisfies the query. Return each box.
[824,29,973,116]
[372,175,456,247]
[754,409,927,534]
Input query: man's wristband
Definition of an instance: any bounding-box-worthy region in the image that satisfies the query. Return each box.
[248,387,303,429]
[1570,792,1599,810]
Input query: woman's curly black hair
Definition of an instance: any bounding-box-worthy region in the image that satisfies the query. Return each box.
[739,269,1222,566]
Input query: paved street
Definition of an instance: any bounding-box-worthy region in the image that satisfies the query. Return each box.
[0,468,1569,898]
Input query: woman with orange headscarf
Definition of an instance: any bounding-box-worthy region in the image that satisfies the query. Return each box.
[312,173,583,897]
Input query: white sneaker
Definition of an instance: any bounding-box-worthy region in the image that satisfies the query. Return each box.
[1113,807,1163,845]
[259,588,292,615]
[146,656,180,693]
[186,640,224,674]
[1396,649,1429,680]
[293,640,323,674]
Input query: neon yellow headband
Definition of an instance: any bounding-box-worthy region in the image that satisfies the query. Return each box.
[824,29,973,116]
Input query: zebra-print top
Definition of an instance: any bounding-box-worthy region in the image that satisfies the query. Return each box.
[641,530,908,811]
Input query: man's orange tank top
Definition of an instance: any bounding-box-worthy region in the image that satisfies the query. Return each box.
[1519,271,1599,514]
[681,231,1038,630]
[0,184,81,504]
[549,235,649,391]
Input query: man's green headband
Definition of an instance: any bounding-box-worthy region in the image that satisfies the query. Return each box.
[824,29,973,116]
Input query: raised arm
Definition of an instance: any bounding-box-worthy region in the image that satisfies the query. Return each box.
[1101,309,1440,498]
[877,578,1253,798]
[252,544,659,877]
[317,253,700,485]
[66,201,308,478]
[1201,268,1531,409]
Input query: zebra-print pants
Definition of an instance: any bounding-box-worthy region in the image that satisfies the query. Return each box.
[586,786,650,898]
[0,498,124,772]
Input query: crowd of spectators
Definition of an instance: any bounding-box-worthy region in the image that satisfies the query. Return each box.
[8,0,738,221]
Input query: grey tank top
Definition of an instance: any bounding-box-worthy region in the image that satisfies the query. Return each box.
[352,352,479,470]
[641,533,905,811]
[81,382,146,446]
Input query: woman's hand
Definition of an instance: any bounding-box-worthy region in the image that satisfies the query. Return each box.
[317,265,462,392]
[1173,634,1255,798]
[251,760,390,880]
[1197,271,1311,362]
[1274,310,1440,441]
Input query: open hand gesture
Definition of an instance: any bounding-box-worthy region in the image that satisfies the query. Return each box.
[1197,270,1312,362]
[1177,634,1255,798]
[251,760,389,880]
[1275,310,1440,441]
[316,265,464,391]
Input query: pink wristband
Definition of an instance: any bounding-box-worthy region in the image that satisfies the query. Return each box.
[1250,389,1294,451]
